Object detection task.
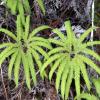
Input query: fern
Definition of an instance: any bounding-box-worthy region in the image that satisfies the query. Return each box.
[0,15,51,89]
[41,21,100,99]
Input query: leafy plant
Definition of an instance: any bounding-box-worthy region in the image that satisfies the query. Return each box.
[0,15,51,89]
[40,21,100,99]
[6,0,45,20]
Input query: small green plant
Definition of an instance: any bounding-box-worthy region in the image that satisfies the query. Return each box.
[41,21,100,99]
[6,0,45,25]
[0,15,51,89]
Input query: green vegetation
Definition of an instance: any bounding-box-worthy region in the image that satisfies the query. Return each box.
[0,0,100,100]
[0,15,51,89]
[41,21,100,99]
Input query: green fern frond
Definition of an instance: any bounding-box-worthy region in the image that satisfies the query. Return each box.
[78,55,100,74]
[0,48,17,68]
[0,28,17,40]
[48,38,65,46]
[0,43,16,49]
[92,78,100,97]
[14,51,21,87]
[21,50,31,89]
[41,53,65,75]
[36,0,45,15]
[52,28,66,41]
[80,27,96,42]
[65,21,75,44]
[16,15,23,41]
[74,60,80,97]
[65,66,73,99]
[32,45,49,59]
[8,50,18,79]
[18,0,25,25]
[83,48,100,61]
[48,47,67,56]
[61,66,69,99]
[84,41,100,47]
[56,58,66,92]
[0,46,14,58]
[29,37,50,44]
[74,93,98,100]
[23,0,31,13]
[24,15,30,40]
[30,41,52,49]
[29,26,51,39]
[49,57,64,81]
[79,60,91,90]
[27,51,37,86]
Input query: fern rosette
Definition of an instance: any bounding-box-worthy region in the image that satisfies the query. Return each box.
[41,21,100,99]
[0,15,52,89]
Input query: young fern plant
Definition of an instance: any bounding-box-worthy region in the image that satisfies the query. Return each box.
[0,15,51,89]
[40,21,100,99]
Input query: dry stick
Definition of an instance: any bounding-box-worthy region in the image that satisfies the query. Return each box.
[1,68,8,100]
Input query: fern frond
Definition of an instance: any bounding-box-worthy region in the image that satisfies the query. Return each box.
[74,60,80,97]
[49,57,64,81]
[8,50,18,79]
[14,51,21,87]
[65,66,73,99]
[56,58,66,92]
[52,28,66,41]
[0,46,14,58]
[74,93,98,100]
[31,45,49,59]
[0,28,17,40]
[61,66,69,99]
[29,37,50,44]
[30,48,46,78]
[83,48,100,61]
[41,53,64,75]
[0,48,17,68]
[92,78,100,97]
[78,55,100,74]
[11,0,17,14]
[80,27,95,42]
[16,15,23,41]
[36,0,45,15]
[23,0,31,13]
[84,41,100,47]
[29,26,51,39]
[48,47,67,56]
[64,21,75,44]
[27,51,37,85]
[30,42,52,49]
[79,60,91,90]
[24,15,30,40]
[18,1,25,25]
[30,48,42,69]
[21,51,31,89]
[48,38,65,46]
[0,43,16,49]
